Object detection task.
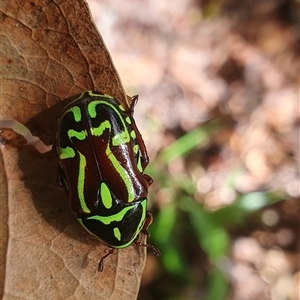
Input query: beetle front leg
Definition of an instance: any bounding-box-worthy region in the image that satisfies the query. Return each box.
[143,173,154,187]
[129,95,150,171]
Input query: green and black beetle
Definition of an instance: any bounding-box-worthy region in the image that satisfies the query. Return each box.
[56,91,159,271]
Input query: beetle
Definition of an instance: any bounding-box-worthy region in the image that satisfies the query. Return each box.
[56,90,159,271]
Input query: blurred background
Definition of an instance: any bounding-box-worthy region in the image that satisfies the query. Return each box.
[87,1,299,299]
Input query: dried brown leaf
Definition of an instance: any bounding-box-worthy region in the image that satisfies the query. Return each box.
[0,0,146,299]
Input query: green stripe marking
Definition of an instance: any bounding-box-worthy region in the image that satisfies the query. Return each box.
[87,100,116,118]
[78,151,90,213]
[114,227,121,241]
[112,131,130,146]
[87,205,133,224]
[137,156,143,173]
[87,199,147,225]
[133,144,139,154]
[90,120,110,136]
[130,130,136,139]
[59,146,75,159]
[66,106,82,122]
[101,182,113,209]
[87,90,113,99]
[68,129,87,140]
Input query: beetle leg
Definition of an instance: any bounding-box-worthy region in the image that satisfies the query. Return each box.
[143,173,154,186]
[129,95,139,115]
[135,131,149,170]
[135,240,161,257]
[141,211,153,237]
[130,95,150,171]
[136,211,161,256]
[98,248,115,272]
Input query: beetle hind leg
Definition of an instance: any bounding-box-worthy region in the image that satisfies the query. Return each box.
[136,211,161,257]
[141,211,153,237]
[98,248,115,272]
[135,240,161,257]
